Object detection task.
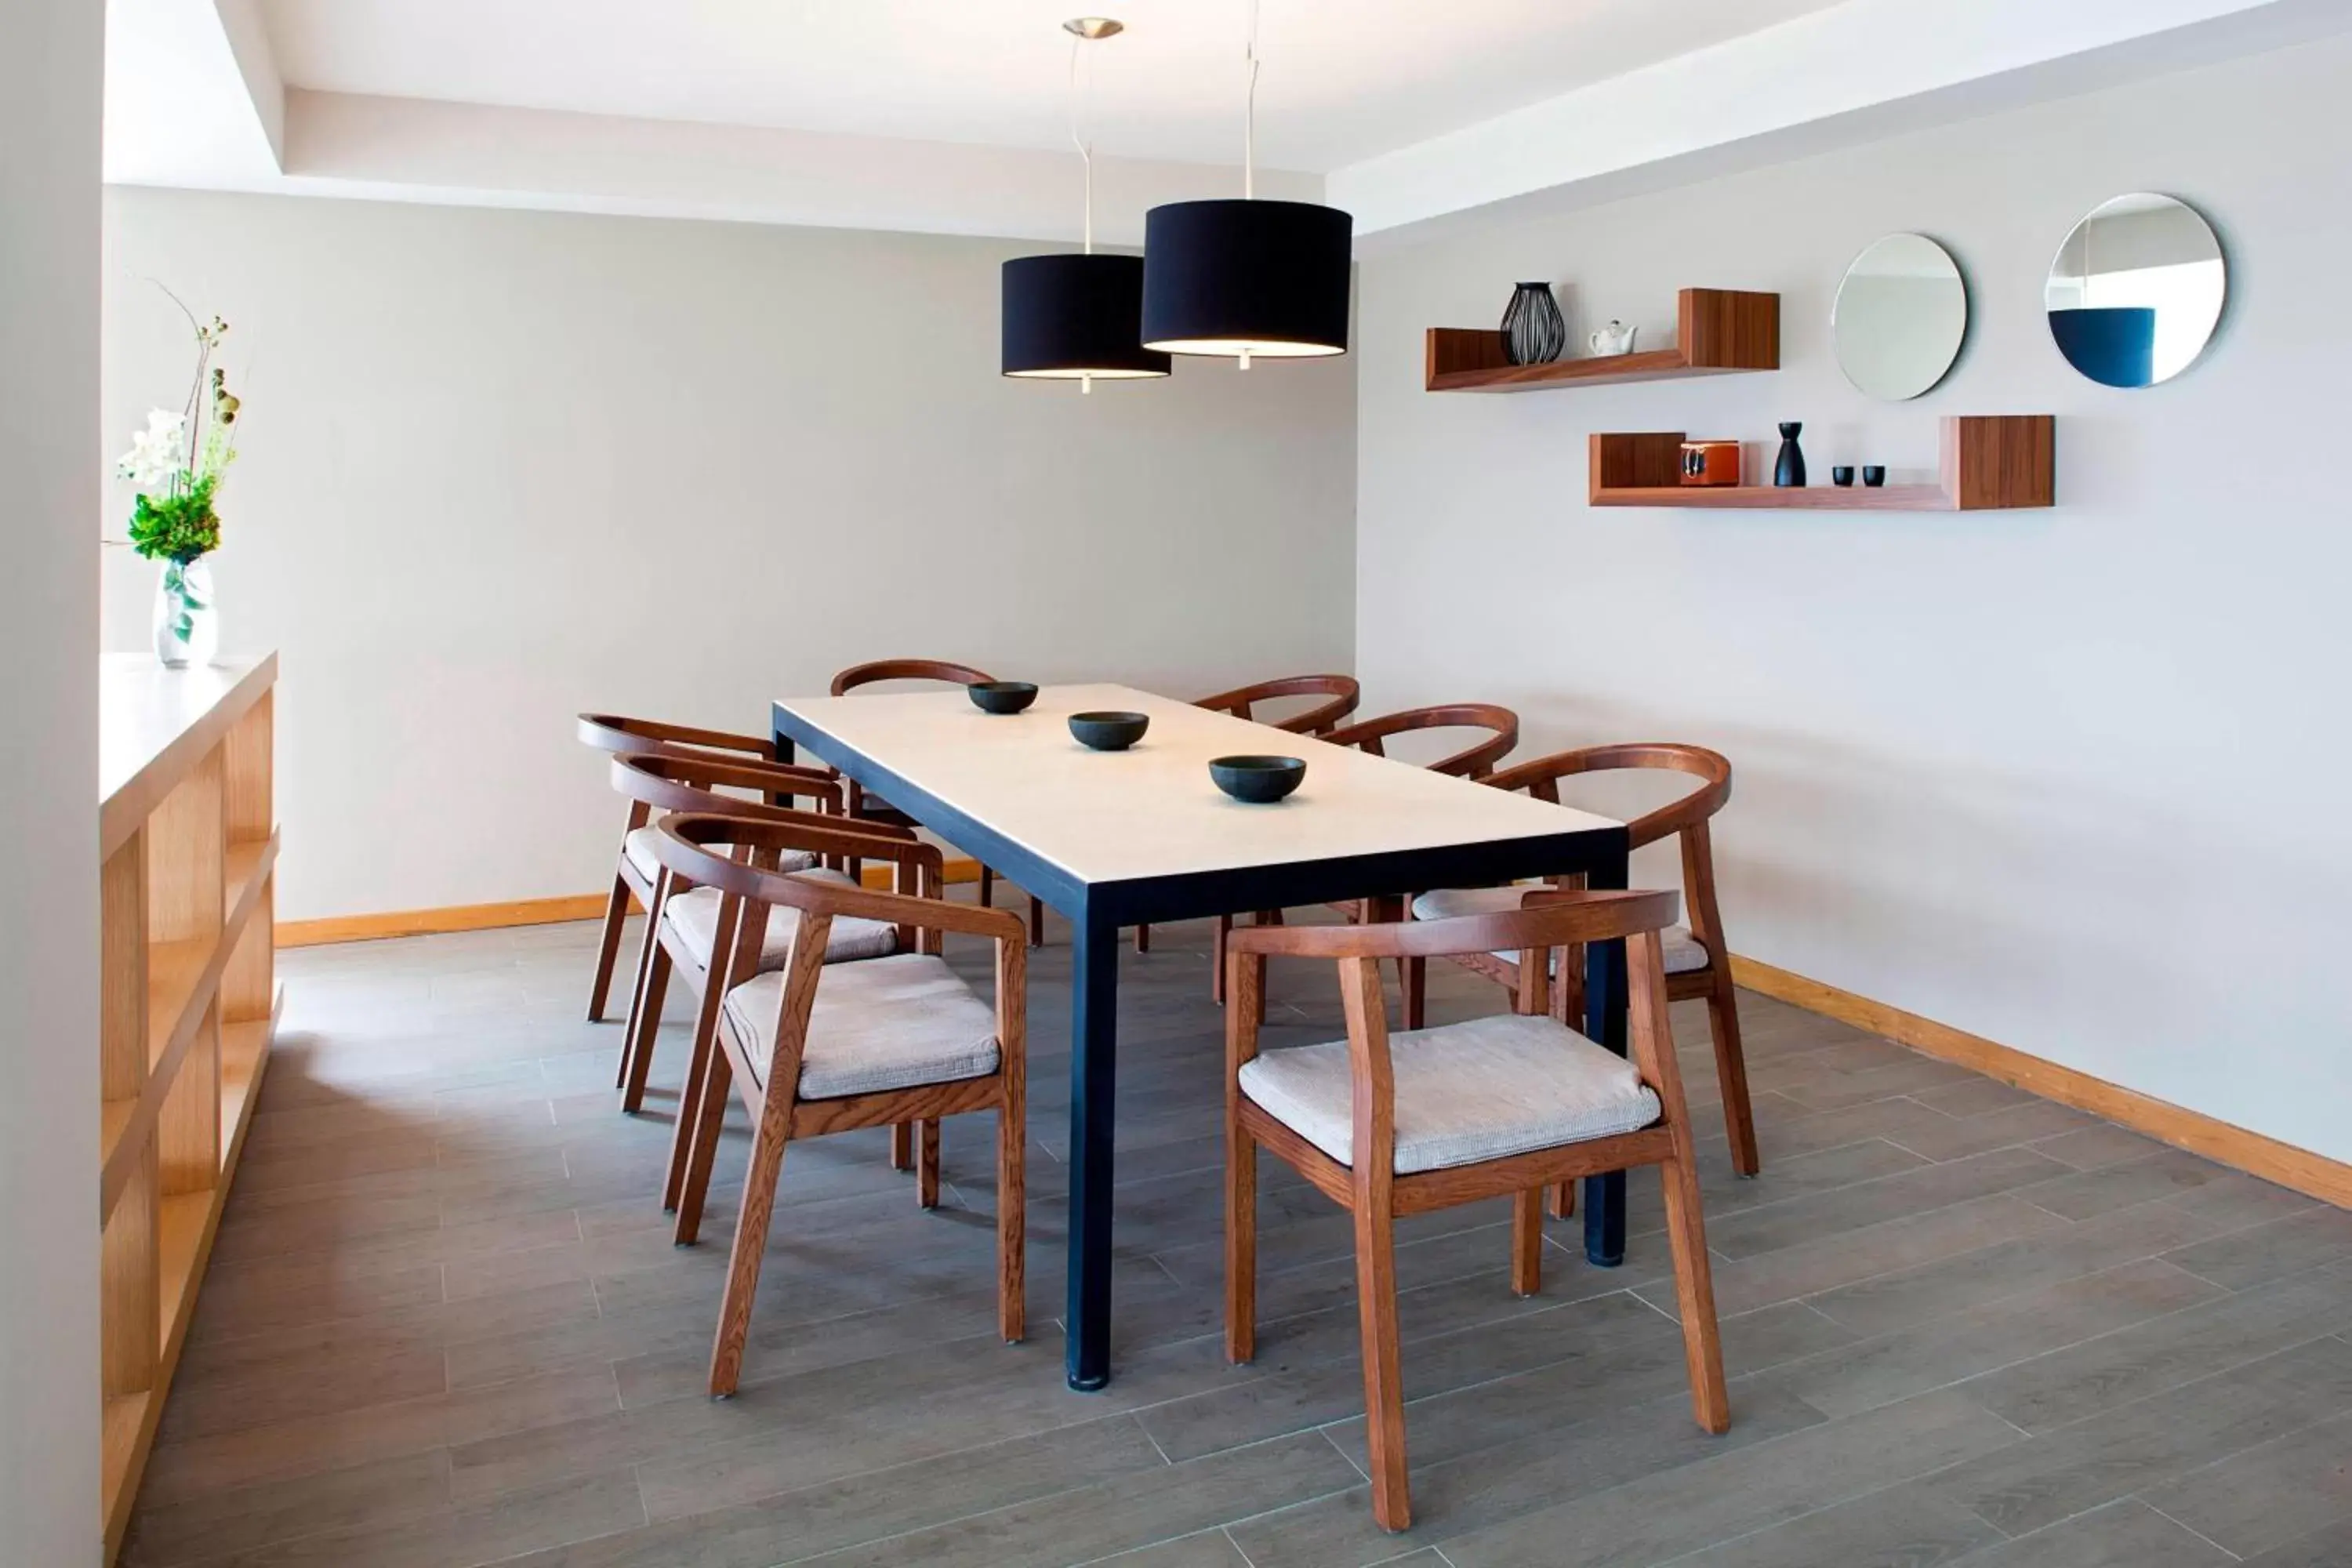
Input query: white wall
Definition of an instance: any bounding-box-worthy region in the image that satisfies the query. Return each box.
[1356,36,2352,1163]
[1,1,103,1563]
[101,191,1357,921]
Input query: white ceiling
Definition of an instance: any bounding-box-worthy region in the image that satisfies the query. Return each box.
[256,0,1846,172]
[106,0,2350,244]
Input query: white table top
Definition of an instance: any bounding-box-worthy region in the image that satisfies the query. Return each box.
[775,683,1617,887]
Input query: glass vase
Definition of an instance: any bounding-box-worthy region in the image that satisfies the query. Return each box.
[154,556,220,668]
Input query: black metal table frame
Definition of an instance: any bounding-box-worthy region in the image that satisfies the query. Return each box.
[775,703,1633,1391]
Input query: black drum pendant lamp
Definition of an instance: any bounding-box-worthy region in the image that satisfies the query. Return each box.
[1141,0,1351,365]
[1001,18,1170,391]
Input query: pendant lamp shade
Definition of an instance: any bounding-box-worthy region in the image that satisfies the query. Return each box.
[1140,198,1352,358]
[1001,254,1171,379]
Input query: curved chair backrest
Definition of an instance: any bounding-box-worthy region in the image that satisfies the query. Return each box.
[830,659,996,695]
[578,712,775,761]
[650,808,953,960]
[650,813,1018,966]
[1193,674,1362,736]
[1229,886,1679,963]
[608,751,871,826]
[1484,743,1730,851]
[1322,703,1520,779]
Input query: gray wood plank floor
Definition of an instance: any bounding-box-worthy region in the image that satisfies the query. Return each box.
[127,910,2352,1567]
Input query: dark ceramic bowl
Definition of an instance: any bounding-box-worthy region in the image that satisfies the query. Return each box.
[1209,754,1306,804]
[1831,466,1855,487]
[1861,466,1887,488]
[1069,710,1150,751]
[968,681,1039,715]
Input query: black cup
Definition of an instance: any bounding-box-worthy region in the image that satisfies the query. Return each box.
[1209,754,1306,803]
[967,681,1038,714]
[1831,466,1855,487]
[1069,711,1149,751]
[1862,466,1886,488]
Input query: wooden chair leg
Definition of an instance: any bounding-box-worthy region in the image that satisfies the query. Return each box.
[710,1109,790,1397]
[1226,1123,1258,1364]
[627,945,706,1117]
[673,1049,735,1247]
[1546,1178,1577,1221]
[615,890,666,1087]
[1133,922,1150,953]
[998,1098,1026,1344]
[619,940,672,1108]
[1708,972,1762,1177]
[1028,894,1044,949]
[1353,1196,1412,1532]
[1661,1142,1731,1433]
[586,869,633,1022]
[661,989,720,1211]
[1511,1189,1543,1297]
[890,1120,913,1171]
[917,1119,940,1210]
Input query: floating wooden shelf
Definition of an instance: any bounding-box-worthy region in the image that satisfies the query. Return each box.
[1589,416,2056,511]
[1426,288,1779,393]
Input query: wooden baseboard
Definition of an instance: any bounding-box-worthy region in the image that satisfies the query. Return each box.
[277,894,612,947]
[1730,954,2352,1210]
[276,858,992,949]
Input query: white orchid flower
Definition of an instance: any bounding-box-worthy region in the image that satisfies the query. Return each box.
[115,408,188,490]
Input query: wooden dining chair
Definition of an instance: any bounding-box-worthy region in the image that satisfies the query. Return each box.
[831,659,1047,947]
[604,752,946,1210]
[1210,702,1521,1007]
[1127,675,1366,955]
[1224,888,1729,1532]
[1192,673,1363,735]
[577,713,840,1024]
[652,811,1027,1396]
[1400,745,1759,1186]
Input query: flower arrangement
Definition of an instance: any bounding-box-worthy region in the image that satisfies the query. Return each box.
[114,295,242,664]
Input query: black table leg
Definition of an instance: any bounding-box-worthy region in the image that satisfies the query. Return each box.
[1065,911,1119,1390]
[1583,844,1631,1267]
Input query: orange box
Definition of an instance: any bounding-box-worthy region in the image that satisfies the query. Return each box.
[1679,440,1741,486]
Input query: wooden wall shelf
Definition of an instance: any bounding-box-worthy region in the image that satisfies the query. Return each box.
[1589,416,2056,511]
[96,654,281,1563]
[1425,288,1779,393]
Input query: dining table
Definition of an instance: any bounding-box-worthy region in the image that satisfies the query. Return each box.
[771,682,1632,1391]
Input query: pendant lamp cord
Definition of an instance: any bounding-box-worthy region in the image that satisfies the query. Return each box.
[1243,0,1260,201]
[1069,37,1095,255]
[1069,35,1098,393]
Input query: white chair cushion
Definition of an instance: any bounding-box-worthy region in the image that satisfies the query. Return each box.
[1409,887,1711,975]
[622,826,666,882]
[1238,1011,1661,1175]
[661,869,899,972]
[622,826,815,885]
[722,953,1000,1100]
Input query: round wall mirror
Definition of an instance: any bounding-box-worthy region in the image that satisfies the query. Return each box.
[2045,193,2224,387]
[1831,233,1967,401]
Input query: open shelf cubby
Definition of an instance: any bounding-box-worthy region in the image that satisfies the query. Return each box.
[1589,416,2056,511]
[1425,288,1779,393]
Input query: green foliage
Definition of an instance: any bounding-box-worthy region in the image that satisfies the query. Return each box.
[127,474,222,564]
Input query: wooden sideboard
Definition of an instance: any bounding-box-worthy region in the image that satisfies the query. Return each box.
[96,653,281,1559]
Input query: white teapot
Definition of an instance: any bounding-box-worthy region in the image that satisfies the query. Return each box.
[1589,319,1638,357]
